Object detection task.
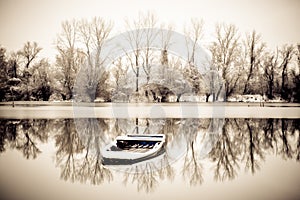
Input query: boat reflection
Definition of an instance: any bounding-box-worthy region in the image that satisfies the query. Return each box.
[0,118,299,192]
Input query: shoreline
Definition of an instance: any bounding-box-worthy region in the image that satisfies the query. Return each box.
[0,101,300,107]
[0,102,299,119]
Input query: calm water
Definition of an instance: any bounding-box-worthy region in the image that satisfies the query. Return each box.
[0,117,299,200]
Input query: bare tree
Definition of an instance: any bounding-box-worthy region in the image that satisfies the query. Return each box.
[141,12,158,84]
[123,12,158,94]
[263,49,279,99]
[159,23,173,79]
[18,41,42,70]
[210,23,241,99]
[56,20,84,100]
[124,14,144,93]
[279,44,295,100]
[243,30,265,94]
[77,17,113,101]
[185,18,204,64]
[0,47,8,101]
[203,69,223,102]
[111,57,132,101]
[183,19,204,95]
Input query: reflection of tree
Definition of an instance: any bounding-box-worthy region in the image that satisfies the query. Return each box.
[16,119,50,159]
[242,119,264,174]
[292,119,300,161]
[183,140,203,185]
[209,119,239,181]
[122,153,174,193]
[157,154,175,181]
[181,119,205,185]
[55,118,113,184]
[55,119,84,182]
[16,130,41,159]
[208,118,300,181]
[0,120,18,153]
[261,119,299,162]
[119,118,175,192]
[161,119,181,145]
[262,118,276,149]
[278,119,293,159]
[0,119,50,159]
[297,131,300,161]
[90,151,112,185]
[123,164,159,193]
[1,117,299,188]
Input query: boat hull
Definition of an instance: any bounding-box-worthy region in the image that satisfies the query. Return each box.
[102,147,165,165]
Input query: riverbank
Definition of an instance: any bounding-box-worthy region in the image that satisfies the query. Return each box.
[0,101,299,119]
[0,101,300,107]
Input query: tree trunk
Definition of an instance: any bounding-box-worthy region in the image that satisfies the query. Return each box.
[176,94,182,102]
[205,93,209,102]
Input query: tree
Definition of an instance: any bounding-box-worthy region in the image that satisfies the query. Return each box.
[124,14,144,93]
[202,69,223,102]
[0,47,8,101]
[290,44,300,102]
[140,12,158,84]
[210,23,242,100]
[95,70,111,102]
[56,20,84,100]
[77,17,113,101]
[7,52,20,79]
[111,57,132,101]
[159,23,173,72]
[184,18,204,95]
[30,59,53,101]
[263,49,279,99]
[157,57,192,102]
[243,30,265,94]
[185,18,204,64]
[17,41,42,100]
[18,42,42,69]
[279,44,295,100]
[124,12,157,93]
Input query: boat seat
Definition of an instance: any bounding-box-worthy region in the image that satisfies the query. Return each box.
[110,145,122,151]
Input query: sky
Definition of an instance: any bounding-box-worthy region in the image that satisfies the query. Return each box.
[0,0,299,61]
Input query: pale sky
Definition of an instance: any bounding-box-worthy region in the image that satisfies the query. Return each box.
[0,0,299,61]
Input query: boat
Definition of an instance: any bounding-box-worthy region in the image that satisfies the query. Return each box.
[102,134,166,165]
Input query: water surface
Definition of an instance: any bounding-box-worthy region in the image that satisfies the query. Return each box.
[0,117,299,200]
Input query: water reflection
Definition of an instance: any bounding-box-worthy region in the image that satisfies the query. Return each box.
[0,118,299,192]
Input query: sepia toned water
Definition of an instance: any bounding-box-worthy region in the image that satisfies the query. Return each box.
[0,112,299,200]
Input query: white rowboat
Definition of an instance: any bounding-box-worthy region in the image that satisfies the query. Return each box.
[102,134,166,165]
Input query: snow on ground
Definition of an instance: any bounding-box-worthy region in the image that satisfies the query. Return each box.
[0,103,299,119]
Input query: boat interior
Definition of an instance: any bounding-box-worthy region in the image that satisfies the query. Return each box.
[108,140,161,152]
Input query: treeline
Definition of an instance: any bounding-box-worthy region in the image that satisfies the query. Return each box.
[0,13,299,102]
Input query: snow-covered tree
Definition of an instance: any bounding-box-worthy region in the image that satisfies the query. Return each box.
[210,23,242,99]
[279,44,295,100]
[56,20,85,100]
[0,47,8,101]
[242,30,265,94]
[30,59,53,100]
[17,41,42,100]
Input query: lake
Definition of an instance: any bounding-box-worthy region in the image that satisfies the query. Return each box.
[0,105,299,200]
